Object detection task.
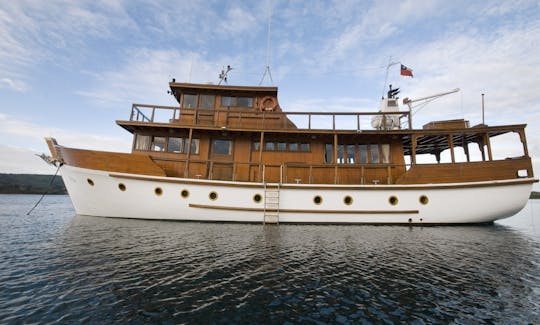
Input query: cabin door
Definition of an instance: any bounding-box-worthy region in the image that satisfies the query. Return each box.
[209,138,234,180]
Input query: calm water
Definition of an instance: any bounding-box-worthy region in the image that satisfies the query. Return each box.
[1,195,539,324]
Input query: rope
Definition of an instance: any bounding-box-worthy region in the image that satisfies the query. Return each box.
[26,163,63,215]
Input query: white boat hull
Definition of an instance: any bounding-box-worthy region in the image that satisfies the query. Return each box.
[60,165,533,224]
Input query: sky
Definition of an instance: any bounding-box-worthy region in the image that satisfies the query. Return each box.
[1,0,539,188]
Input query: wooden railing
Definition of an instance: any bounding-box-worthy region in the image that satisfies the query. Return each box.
[130,103,412,131]
[150,156,405,184]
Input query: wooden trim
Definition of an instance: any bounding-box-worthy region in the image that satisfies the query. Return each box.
[188,203,419,214]
[108,172,537,190]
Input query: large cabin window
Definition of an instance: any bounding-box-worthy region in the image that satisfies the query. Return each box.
[370,145,380,163]
[381,144,390,163]
[200,95,215,109]
[168,137,183,153]
[186,139,200,154]
[212,139,232,155]
[221,96,253,107]
[358,145,368,163]
[337,145,345,164]
[135,134,151,151]
[346,145,356,163]
[329,143,391,164]
[135,134,199,154]
[325,144,333,163]
[151,137,166,152]
[261,140,311,152]
[182,94,198,108]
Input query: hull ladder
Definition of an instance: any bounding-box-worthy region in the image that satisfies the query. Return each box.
[263,183,280,224]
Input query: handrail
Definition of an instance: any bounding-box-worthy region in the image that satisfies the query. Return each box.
[128,103,412,130]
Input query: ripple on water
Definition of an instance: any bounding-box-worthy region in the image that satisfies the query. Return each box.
[0,195,539,324]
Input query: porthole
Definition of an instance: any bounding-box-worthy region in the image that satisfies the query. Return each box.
[389,195,398,206]
[343,195,353,205]
[155,187,163,196]
[419,195,429,205]
[209,191,218,201]
[253,193,262,203]
[118,183,126,191]
[181,189,189,198]
[313,195,322,205]
[87,178,94,186]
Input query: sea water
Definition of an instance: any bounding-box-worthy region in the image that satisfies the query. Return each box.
[0,194,539,324]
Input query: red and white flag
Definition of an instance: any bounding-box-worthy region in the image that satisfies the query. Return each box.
[400,64,413,77]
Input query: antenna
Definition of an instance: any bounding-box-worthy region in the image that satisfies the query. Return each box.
[381,56,400,99]
[218,65,233,85]
[259,2,274,85]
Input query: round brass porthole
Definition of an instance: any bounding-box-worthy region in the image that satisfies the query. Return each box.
[389,195,398,206]
[419,195,429,205]
[313,195,322,205]
[181,189,189,198]
[343,195,353,205]
[118,183,126,191]
[209,191,218,201]
[87,178,94,186]
[253,193,262,203]
[155,187,163,196]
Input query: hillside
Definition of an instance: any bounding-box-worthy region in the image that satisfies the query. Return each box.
[0,174,67,194]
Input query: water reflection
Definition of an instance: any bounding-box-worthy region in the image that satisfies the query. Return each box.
[0,195,538,324]
[47,216,540,323]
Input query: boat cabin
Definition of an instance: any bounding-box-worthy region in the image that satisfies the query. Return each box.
[115,81,533,185]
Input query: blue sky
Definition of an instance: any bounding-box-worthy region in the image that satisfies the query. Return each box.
[1,0,539,186]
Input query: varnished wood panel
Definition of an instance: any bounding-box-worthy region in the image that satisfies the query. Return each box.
[58,147,166,176]
[396,157,533,184]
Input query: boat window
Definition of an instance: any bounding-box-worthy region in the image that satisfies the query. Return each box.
[151,137,166,151]
[134,134,151,151]
[252,141,260,151]
[212,139,232,155]
[237,97,253,107]
[182,94,198,108]
[337,145,345,164]
[221,96,253,107]
[277,142,287,151]
[168,137,183,153]
[346,145,356,163]
[300,143,310,152]
[381,144,391,163]
[265,142,275,151]
[370,145,380,163]
[289,143,298,151]
[185,139,200,154]
[199,94,215,109]
[358,145,368,163]
[325,144,333,163]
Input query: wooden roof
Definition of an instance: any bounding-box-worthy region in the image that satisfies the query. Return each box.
[169,82,278,93]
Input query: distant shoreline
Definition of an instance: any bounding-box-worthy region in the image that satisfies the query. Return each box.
[0,174,67,194]
[0,173,539,198]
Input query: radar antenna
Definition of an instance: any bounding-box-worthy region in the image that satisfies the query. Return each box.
[218,65,233,85]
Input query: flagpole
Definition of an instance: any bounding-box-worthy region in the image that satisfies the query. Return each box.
[381,56,400,99]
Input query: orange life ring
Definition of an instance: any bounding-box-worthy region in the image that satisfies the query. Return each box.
[260,96,277,111]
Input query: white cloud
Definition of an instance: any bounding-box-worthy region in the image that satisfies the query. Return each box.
[0,145,57,174]
[0,113,131,153]
[0,78,27,92]
[0,1,136,91]
[218,6,258,36]
[76,49,225,106]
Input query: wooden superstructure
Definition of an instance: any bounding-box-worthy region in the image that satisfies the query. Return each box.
[69,81,533,185]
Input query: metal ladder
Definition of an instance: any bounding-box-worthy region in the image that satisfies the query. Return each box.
[263,183,280,224]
